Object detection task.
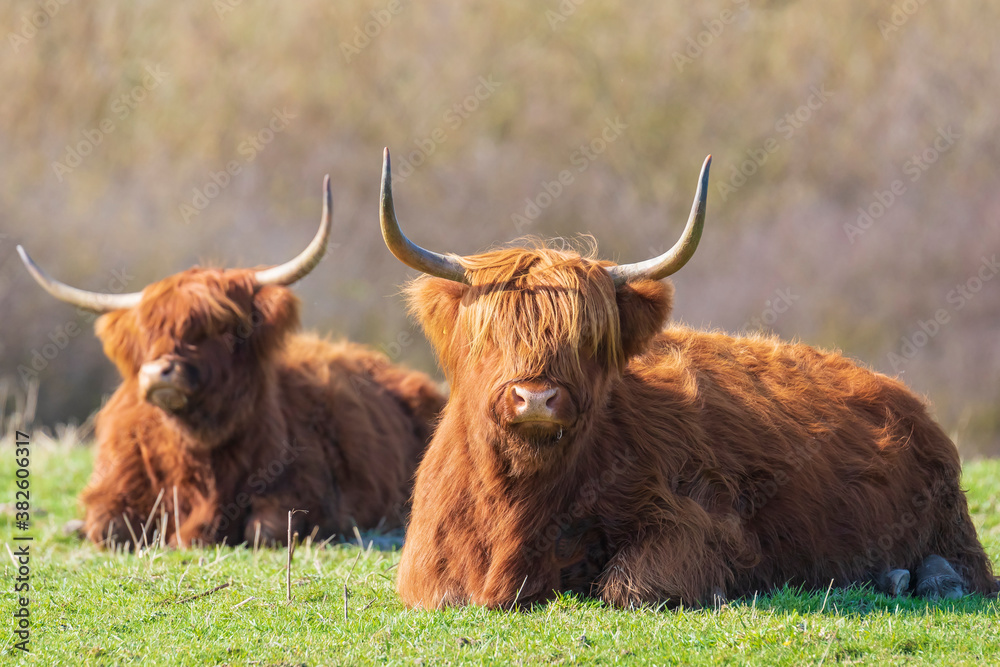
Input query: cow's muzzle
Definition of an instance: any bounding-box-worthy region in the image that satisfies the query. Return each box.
[503,380,574,438]
[138,357,194,413]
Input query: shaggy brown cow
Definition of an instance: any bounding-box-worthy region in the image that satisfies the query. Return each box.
[19,176,444,547]
[377,149,997,608]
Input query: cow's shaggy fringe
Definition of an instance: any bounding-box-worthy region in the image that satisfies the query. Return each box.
[456,240,623,376]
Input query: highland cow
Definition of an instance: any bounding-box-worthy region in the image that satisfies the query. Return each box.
[19,176,444,547]
[376,149,997,608]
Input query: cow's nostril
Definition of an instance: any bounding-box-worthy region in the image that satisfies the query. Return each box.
[511,386,530,411]
[546,391,559,409]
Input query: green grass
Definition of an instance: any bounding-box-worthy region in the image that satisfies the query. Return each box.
[2,440,998,666]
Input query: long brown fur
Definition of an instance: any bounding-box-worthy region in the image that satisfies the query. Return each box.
[81,267,444,547]
[397,243,997,608]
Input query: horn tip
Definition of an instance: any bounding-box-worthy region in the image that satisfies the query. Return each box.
[699,156,712,189]
[16,244,32,266]
[381,150,392,192]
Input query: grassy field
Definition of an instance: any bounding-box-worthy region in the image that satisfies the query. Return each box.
[1,439,998,666]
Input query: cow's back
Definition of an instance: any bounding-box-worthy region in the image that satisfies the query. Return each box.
[276,333,444,530]
[627,327,994,593]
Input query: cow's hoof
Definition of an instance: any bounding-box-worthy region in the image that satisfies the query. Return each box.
[914,555,965,600]
[879,568,911,596]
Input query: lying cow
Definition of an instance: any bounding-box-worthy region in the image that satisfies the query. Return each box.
[19,176,444,547]
[376,149,997,608]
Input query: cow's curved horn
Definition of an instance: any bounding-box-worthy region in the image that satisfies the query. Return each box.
[17,245,143,313]
[19,175,332,311]
[380,148,469,284]
[255,174,333,286]
[606,155,711,286]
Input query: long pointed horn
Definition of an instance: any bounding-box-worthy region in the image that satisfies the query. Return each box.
[606,155,711,285]
[254,174,333,286]
[380,148,468,284]
[17,245,143,313]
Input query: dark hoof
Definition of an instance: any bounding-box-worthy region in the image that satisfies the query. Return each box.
[878,568,911,596]
[914,555,965,600]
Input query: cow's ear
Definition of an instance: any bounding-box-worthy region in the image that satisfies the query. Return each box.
[95,309,143,377]
[251,285,301,354]
[616,279,673,359]
[405,276,466,369]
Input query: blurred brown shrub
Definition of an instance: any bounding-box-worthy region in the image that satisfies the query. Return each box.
[1,1,998,454]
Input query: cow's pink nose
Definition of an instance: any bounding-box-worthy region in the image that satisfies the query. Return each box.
[140,359,178,386]
[509,384,560,421]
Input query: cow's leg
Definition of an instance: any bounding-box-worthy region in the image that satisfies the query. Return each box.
[83,501,144,549]
[170,496,225,547]
[913,554,965,600]
[242,511,287,546]
[78,437,158,548]
[244,496,315,546]
[595,521,735,608]
[876,568,911,596]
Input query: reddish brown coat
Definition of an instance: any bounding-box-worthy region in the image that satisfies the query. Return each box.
[81,268,443,547]
[397,246,996,608]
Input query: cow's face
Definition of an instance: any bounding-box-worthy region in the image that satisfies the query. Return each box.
[95,268,300,447]
[408,246,672,474]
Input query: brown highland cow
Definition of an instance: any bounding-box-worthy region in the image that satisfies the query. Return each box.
[376,149,997,608]
[18,177,444,547]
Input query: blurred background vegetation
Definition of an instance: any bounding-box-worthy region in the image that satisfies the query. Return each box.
[1,1,998,455]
